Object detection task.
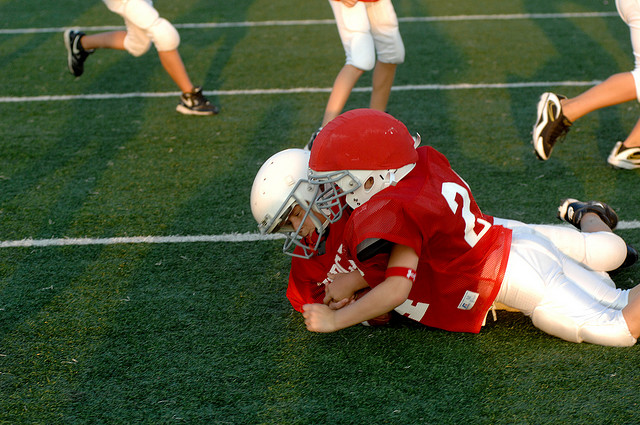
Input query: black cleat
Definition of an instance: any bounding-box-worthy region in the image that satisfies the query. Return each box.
[532,92,572,160]
[176,87,220,116]
[607,141,640,170]
[64,29,93,77]
[557,198,618,230]
[621,244,639,269]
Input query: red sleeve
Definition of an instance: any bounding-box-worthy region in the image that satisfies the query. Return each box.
[287,255,327,312]
[346,199,424,258]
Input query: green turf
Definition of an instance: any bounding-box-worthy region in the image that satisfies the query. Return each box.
[1,0,640,423]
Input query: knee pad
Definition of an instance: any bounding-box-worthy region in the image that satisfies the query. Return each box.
[581,232,629,271]
[147,17,180,52]
[124,17,179,55]
[527,225,627,272]
[375,34,405,65]
[348,33,376,71]
[121,0,180,52]
[532,302,637,347]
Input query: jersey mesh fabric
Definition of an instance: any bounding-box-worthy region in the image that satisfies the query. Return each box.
[343,146,512,333]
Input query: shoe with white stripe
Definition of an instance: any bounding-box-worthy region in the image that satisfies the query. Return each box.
[607,141,640,170]
[176,87,219,116]
[557,198,618,230]
[63,29,93,77]
[532,92,572,160]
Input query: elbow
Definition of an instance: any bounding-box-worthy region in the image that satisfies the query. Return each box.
[386,278,413,308]
[390,292,410,308]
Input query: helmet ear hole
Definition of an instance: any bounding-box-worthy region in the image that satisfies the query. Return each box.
[364,176,375,191]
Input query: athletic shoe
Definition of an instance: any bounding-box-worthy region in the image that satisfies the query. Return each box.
[304,127,322,151]
[63,29,93,77]
[557,198,618,230]
[532,92,572,160]
[607,141,640,170]
[176,87,219,116]
[620,244,639,269]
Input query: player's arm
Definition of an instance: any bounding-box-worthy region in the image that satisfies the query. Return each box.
[302,243,418,332]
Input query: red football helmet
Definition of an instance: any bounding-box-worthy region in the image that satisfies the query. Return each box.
[308,109,419,215]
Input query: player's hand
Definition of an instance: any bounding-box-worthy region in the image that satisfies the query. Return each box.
[302,303,338,333]
[341,0,358,7]
[323,271,360,305]
[327,297,352,311]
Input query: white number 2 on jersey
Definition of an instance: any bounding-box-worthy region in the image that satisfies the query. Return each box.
[441,182,491,248]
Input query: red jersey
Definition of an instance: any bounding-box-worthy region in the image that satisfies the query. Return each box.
[286,213,354,312]
[341,146,512,333]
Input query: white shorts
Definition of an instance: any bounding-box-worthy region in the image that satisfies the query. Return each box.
[102,0,180,55]
[329,0,405,70]
[495,225,635,346]
[616,0,640,100]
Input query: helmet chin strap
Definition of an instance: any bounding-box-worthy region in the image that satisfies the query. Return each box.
[388,170,397,186]
[308,207,329,233]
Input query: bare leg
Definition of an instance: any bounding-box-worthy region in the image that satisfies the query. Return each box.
[561,72,640,151]
[322,64,364,126]
[579,212,613,233]
[80,31,127,50]
[621,117,640,148]
[622,288,640,337]
[562,73,636,122]
[157,49,194,94]
[80,32,194,94]
[369,61,397,111]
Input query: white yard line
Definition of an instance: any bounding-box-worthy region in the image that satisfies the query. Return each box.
[0,12,619,35]
[0,81,604,104]
[0,233,284,248]
[2,221,639,248]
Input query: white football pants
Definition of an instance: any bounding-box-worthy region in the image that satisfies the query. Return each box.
[616,0,640,100]
[495,218,629,272]
[102,0,180,56]
[495,224,636,347]
[329,0,405,71]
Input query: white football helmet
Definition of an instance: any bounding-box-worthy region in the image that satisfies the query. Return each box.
[250,148,327,258]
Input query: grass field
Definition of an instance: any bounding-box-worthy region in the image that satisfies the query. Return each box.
[1,0,640,423]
